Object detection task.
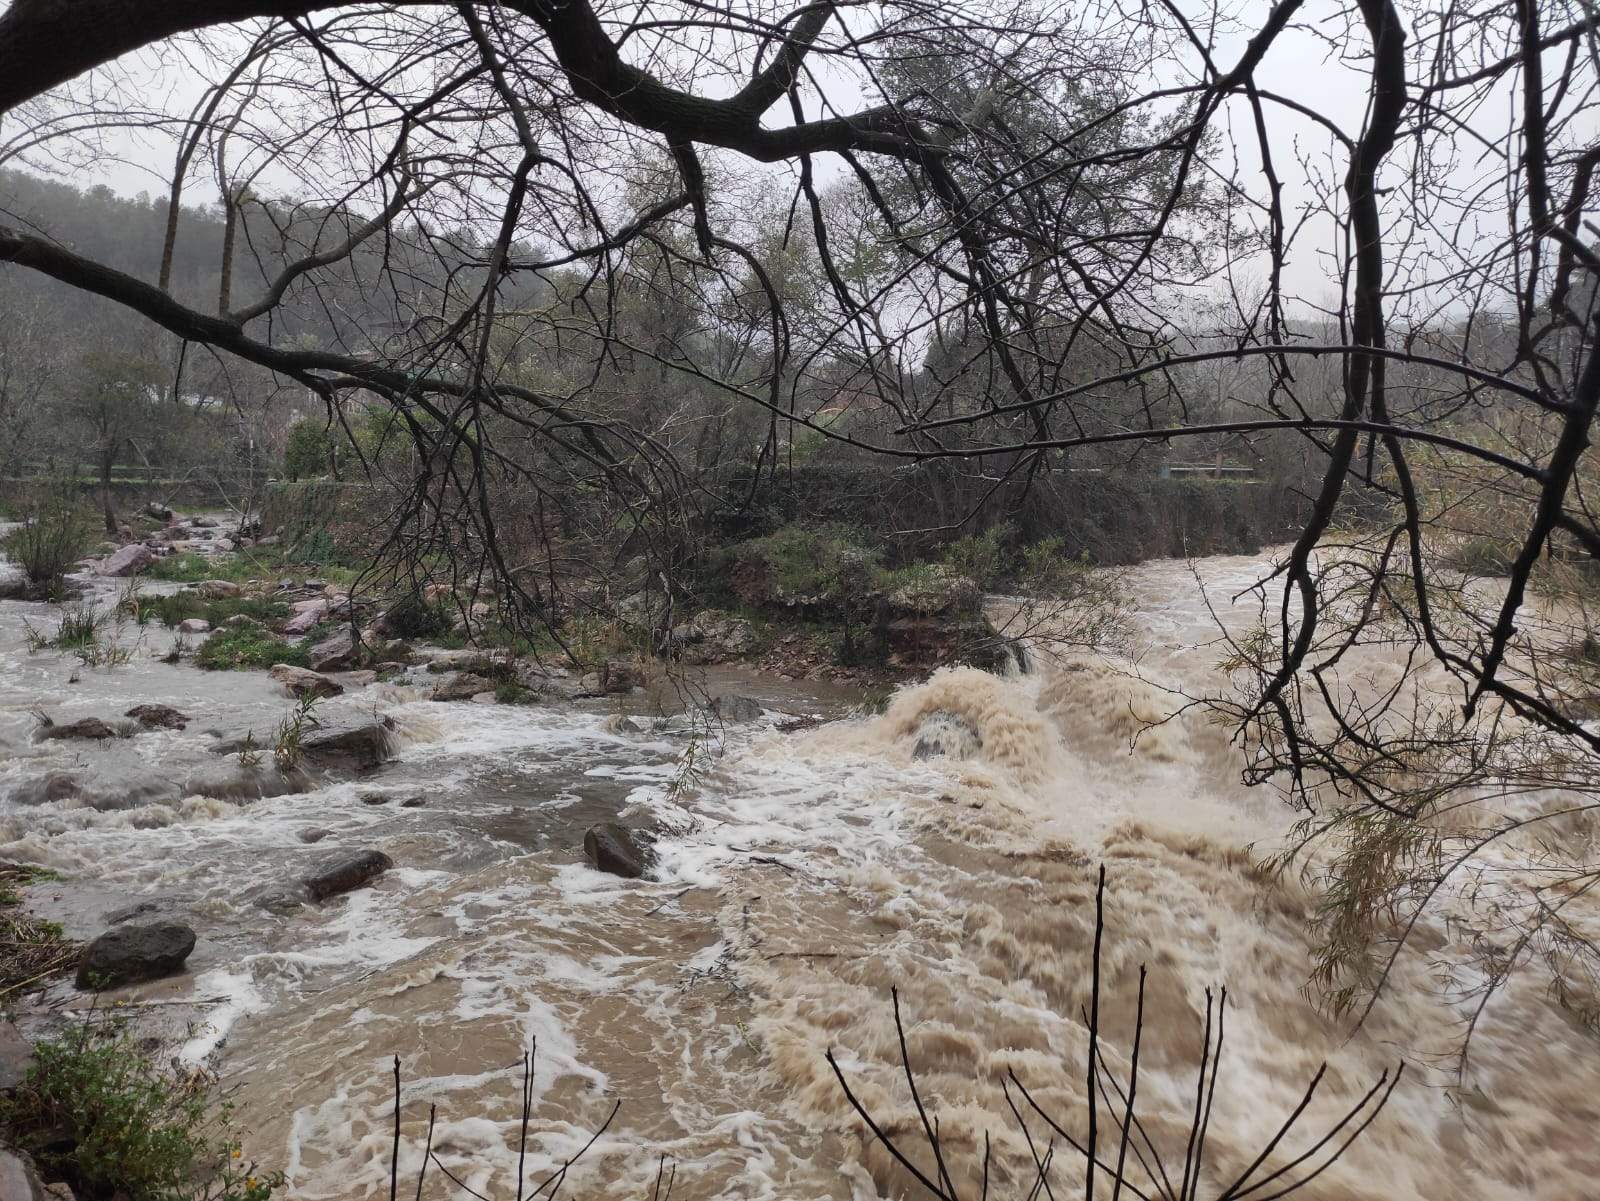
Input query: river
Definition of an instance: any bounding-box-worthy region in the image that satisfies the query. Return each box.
[1,550,1596,1199]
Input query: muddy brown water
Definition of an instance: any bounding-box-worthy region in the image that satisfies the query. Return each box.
[2,550,1597,1199]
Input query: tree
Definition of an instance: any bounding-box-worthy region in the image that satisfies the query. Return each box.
[69,348,165,534]
[282,416,332,481]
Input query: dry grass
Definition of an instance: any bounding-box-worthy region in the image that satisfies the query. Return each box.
[0,864,78,1000]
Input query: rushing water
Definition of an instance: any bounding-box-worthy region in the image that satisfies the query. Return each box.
[2,551,1597,1200]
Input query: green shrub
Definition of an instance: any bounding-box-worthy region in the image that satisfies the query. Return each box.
[1446,537,1513,577]
[941,524,1013,588]
[380,591,451,639]
[2,487,94,596]
[282,418,334,481]
[733,523,880,607]
[196,626,308,671]
[0,1016,281,1201]
[133,592,289,630]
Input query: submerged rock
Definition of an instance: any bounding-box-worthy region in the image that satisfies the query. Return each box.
[75,921,196,990]
[301,849,393,901]
[36,716,126,742]
[269,663,344,700]
[583,822,656,879]
[910,709,984,761]
[710,694,763,724]
[125,704,190,730]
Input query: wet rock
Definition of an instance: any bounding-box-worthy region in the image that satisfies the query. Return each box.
[669,611,757,664]
[36,716,125,742]
[192,516,218,529]
[308,627,358,672]
[710,694,763,724]
[144,501,174,521]
[603,714,643,735]
[298,828,333,843]
[181,762,309,801]
[102,900,164,925]
[177,618,211,635]
[269,663,344,700]
[301,849,393,901]
[0,1018,33,1090]
[197,579,241,599]
[431,671,494,702]
[125,703,189,731]
[343,669,378,687]
[578,659,643,696]
[283,598,330,636]
[98,543,154,576]
[399,795,426,808]
[910,709,984,761]
[8,772,83,805]
[583,822,656,879]
[75,921,196,990]
[299,716,396,769]
[359,790,392,805]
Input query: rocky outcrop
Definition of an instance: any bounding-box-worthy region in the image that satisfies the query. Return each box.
[301,849,392,900]
[269,664,344,699]
[125,704,189,730]
[97,543,154,576]
[668,611,757,664]
[710,694,763,723]
[583,822,655,878]
[75,921,196,990]
[298,716,396,769]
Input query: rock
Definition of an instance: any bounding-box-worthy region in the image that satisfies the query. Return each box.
[192,516,218,528]
[75,921,196,990]
[6,771,82,805]
[177,618,211,635]
[710,694,763,724]
[583,822,655,878]
[301,849,393,901]
[307,627,357,672]
[213,539,237,553]
[603,714,643,734]
[0,1018,34,1090]
[36,716,124,742]
[145,501,174,521]
[0,1148,52,1201]
[304,578,328,591]
[431,672,494,702]
[299,828,333,843]
[0,566,29,599]
[399,795,426,808]
[125,703,189,731]
[103,900,164,925]
[256,534,281,547]
[910,710,984,761]
[283,598,330,636]
[579,659,644,696]
[343,669,378,687]
[269,663,344,700]
[223,614,259,628]
[98,543,154,576]
[299,716,396,769]
[198,579,242,599]
[669,611,758,664]
[359,790,392,805]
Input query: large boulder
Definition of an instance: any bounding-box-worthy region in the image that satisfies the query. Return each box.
[269,663,344,700]
[98,543,154,577]
[299,715,396,769]
[75,921,196,990]
[283,598,330,636]
[301,849,393,901]
[431,671,494,702]
[307,627,358,672]
[125,704,189,731]
[583,822,655,879]
[710,694,763,724]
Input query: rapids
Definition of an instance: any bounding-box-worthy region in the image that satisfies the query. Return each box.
[2,551,1597,1199]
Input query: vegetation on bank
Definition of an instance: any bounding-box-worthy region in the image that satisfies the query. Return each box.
[195,624,310,671]
[0,1015,282,1201]
[1,487,94,599]
[0,864,74,999]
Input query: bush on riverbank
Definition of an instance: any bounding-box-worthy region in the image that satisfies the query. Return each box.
[0,1015,281,1201]
[2,486,94,599]
[196,626,309,671]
